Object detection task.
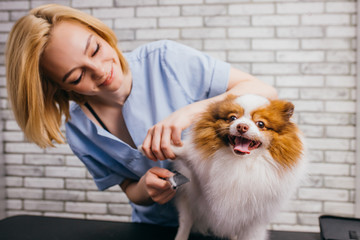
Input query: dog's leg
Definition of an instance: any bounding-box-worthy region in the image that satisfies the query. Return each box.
[237,224,268,240]
[174,194,194,240]
[174,215,193,240]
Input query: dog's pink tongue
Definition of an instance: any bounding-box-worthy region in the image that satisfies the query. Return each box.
[234,137,251,154]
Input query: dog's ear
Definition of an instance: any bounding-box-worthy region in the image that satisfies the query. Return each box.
[270,100,295,121]
[282,102,294,120]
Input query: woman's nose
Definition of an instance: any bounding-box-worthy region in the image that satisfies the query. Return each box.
[90,63,105,81]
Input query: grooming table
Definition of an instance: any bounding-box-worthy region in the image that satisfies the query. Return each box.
[0,215,320,240]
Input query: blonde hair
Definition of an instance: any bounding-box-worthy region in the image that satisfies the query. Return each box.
[6,4,129,148]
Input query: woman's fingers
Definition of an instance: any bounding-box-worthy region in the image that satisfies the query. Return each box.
[160,126,176,160]
[145,167,176,204]
[142,124,179,161]
[155,188,176,205]
[149,167,173,181]
[142,125,166,161]
[142,128,154,161]
[170,125,183,147]
[149,125,167,160]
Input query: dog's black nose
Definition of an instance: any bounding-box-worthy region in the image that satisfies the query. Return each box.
[237,123,249,134]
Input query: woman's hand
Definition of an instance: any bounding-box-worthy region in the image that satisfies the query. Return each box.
[141,107,193,161]
[120,167,176,205]
[140,167,176,205]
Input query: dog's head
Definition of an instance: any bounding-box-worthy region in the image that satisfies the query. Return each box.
[192,94,303,168]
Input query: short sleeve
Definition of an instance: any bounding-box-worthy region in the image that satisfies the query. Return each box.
[161,40,230,101]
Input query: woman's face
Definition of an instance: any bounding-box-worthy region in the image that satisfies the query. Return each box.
[41,20,124,96]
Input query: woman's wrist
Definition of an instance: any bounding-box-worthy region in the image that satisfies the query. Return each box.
[120,178,154,206]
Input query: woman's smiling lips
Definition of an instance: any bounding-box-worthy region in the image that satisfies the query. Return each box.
[99,64,113,87]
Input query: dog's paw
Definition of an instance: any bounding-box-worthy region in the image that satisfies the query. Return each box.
[137,145,145,155]
[171,144,185,158]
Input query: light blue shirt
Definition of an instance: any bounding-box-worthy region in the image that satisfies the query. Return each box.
[65,40,230,226]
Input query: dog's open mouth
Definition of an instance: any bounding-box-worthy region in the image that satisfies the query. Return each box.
[228,135,262,155]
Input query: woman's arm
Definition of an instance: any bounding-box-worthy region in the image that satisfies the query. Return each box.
[141,67,278,161]
[226,67,278,99]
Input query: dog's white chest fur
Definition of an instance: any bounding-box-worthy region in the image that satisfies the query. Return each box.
[173,143,303,240]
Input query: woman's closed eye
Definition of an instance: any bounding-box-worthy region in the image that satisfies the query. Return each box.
[92,43,100,57]
[70,70,84,85]
[69,43,101,85]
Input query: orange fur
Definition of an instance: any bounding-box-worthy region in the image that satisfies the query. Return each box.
[193,95,243,159]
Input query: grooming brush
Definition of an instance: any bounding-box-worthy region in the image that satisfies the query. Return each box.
[167,171,190,189]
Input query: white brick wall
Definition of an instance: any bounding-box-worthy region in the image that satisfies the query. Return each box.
[0,0,358,233]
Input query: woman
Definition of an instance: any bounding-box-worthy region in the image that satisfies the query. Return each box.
[6,4,277,226]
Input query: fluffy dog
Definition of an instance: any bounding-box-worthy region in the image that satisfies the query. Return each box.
[172,94,306,240]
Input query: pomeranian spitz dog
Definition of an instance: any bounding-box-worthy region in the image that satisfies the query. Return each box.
[173,94,306,240]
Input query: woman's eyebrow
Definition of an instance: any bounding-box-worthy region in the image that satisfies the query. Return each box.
[62,34,93,83]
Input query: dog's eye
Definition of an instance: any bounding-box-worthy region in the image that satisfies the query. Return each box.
[256,121,265,129]
[229,115,237,121]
